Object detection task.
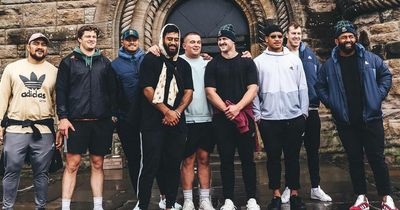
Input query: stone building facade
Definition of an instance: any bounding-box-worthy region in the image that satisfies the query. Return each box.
[0,0,399,162]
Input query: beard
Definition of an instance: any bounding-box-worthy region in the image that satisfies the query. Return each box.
[164,43,178,57]
[338,41,356,54]
[30,50,46,62]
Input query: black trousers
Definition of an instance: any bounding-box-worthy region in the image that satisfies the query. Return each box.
[116,118,141,194]
[336,119,391,196]
[213,114,257,200]
[303,110,321,188]
[259,116,305,190]
[137,127,186,210]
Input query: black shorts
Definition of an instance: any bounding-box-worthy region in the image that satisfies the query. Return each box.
[67,119,113,156]
[184,122,216,158]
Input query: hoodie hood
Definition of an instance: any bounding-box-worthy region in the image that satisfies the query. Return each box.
[263,46,291,56]
[331,43,365,63]
[73,46,101,69]
[159,23,180,61]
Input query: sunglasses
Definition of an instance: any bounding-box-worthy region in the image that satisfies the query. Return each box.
[269,35,283,39]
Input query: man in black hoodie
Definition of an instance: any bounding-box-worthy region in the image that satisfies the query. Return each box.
[135,24,193,210]
[56,25,117,210]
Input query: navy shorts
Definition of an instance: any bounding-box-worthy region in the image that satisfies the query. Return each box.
[184,122,216,158]
[67,119,113,156]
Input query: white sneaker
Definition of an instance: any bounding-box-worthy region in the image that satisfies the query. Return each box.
[246,198,260,210]
[310,186,332,202]
[199,198,215,210]
[281,187,290,204]
[220,199,236,210]
[159,198,183,210]
[183,199,195,210]
[350,195,369,210]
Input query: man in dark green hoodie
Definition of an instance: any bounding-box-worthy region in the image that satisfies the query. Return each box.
[56,25,117,210]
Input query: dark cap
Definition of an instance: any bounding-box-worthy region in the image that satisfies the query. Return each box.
[28,33,49,44]
[334,20,357,38]
[218,24,236,42]
[121,29,139,40]
[263,24,283,36]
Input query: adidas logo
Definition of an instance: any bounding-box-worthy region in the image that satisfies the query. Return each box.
[19,72,45,90]
[19,72,46,99]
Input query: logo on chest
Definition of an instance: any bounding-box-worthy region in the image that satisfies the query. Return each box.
[19,72,46,99]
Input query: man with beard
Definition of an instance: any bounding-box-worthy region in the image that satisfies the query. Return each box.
[253,24,308,210]
[0,33,62,209]
[57,25,117,210]
[135,24,193,210]
[280,22,332,203]
[316,20,397,210]
[205,24,260,210]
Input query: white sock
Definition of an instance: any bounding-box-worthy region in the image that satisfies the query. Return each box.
[183,189,193,201]
[199,188,210,201]
[93,197,103,210]
[61,199,71,210]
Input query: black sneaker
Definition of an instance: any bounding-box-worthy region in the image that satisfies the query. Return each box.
[290,195,307,210]
[267,197,282,210]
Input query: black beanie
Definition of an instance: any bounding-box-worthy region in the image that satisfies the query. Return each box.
[218,24,236,42]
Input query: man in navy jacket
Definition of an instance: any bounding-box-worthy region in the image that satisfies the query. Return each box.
[282,22,332,204]
[316,20,397,210]
[111,29,144,196]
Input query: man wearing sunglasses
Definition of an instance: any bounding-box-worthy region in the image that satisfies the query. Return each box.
[253,24,308,210]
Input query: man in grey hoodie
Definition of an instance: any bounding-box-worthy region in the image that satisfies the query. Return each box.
[135,24,193,210]
[252,24,308,210]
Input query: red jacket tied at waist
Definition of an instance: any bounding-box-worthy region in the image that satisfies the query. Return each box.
[225,100,254,134]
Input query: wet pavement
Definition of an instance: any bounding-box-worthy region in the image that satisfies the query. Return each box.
[1,154,400,210]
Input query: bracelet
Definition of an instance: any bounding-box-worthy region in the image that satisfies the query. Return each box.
[174,110,181,117]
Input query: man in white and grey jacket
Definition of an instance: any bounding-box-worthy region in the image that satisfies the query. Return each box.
[253,24,308,210]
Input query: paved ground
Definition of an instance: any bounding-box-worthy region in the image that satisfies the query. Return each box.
[1,155,400,210]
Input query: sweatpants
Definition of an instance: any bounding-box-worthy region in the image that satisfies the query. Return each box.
[336,119,392,196]
[116,118,141,193]
[2,133,54,210]
[259,115,305,190]
[213,114,256,200]
[137,127,186,210]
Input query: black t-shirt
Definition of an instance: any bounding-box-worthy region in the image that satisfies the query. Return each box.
[204,54,258,106]
[338,54,363,124]
[139,53,193,130]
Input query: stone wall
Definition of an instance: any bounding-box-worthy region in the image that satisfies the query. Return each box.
[0,0,399,163]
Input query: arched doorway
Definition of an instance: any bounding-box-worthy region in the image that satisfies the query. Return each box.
[165,0,250,56]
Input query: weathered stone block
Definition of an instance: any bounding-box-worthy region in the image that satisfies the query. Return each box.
[369,22,399,35]
[21,4,57,27]
[354,13,380,26]
[57,9,85,25]
[0,45,18,58]
[387,59,400,75]
[370,33,400,45]
[45,25,78,41]
[0,7,22,29]
[306,0,336,13]
[386,41,400,59]
[84,7,96,23]
[56,0,97,9]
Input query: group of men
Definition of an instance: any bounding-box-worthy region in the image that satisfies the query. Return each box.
[0,18,397,210]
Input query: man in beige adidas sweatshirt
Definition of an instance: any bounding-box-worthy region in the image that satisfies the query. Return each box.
[0,33,62,210]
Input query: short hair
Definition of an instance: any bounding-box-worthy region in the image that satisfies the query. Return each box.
[286,22,302,32]
[163,24,179,38]
[183,31,201,42]
[77,25,100,39]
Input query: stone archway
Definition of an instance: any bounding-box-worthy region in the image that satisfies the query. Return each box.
[115,0,292,55]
